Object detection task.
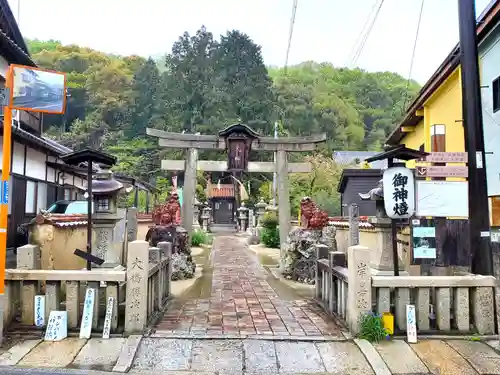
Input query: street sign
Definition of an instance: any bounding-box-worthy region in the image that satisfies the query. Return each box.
[1,180,8,204]
[416,166,468,178]
[418,152,468,163]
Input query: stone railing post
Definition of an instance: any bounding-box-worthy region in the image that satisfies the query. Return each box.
[314,244,329,299]
[17,244,40,325]
[348,203,359,246]
[125,240,149,334]
[158,242,173,301]
[126,207,138,242]
[346,245,372,335]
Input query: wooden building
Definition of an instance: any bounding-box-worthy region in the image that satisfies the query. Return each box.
[337,169,382,217]
[206,173,236,225]
[0,0,90,248]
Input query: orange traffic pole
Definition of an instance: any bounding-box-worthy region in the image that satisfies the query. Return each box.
[0,66,13,338]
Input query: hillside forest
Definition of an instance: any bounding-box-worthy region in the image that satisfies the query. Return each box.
[27,26,420,215]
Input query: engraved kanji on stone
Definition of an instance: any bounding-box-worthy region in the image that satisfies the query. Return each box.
[131,257,144,270]
[129,273,142,283]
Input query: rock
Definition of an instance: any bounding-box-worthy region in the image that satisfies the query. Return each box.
[171,253,196,280]
[320,224,337,251]
[279,227,326,284]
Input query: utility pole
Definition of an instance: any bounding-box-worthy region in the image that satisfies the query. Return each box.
[458,0,493,275]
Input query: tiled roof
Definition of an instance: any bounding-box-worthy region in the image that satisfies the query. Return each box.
[30,213,88,228]
[207,184,234,198]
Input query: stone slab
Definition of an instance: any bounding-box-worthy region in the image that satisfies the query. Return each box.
[112,335,142,373]
[18,338,87,368]
[410,340,477,375]
[353,339,391,375]
[447,339,500,374]
[317,341,374,374]
[190,339,243,374]
[375,340,428,375]
[274,341,326,374]
[243,339,278,374]
[131,338,192,371]
[71,338,126,371]
[0,339,41,366]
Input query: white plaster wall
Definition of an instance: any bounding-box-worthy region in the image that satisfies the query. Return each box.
[25,147,46,180]
[479,23,500,196]
[12,142,24,174]
[0,56,9,78]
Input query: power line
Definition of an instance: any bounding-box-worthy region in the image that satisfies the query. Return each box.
[345,0,380,66]
[402,0,425,113]
[350,0,385,68]
[284,0,298,73]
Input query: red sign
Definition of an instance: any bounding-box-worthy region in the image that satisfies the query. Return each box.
[416,166,468,178]
[418,152,468,163]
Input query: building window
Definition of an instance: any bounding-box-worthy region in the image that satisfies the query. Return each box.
[430,124,446,152]
[25,180,37,214]
[493,77,500,113]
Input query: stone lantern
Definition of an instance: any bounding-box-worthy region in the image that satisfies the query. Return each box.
[193,197,202,231]
[237,202,249,232]
[255,198,267,228]
[91,169,124,268]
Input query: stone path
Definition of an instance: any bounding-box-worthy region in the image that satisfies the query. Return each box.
[154,235,341,338]
[3,336,500,374]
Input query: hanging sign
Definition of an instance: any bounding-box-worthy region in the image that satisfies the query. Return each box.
[383,166,415,219]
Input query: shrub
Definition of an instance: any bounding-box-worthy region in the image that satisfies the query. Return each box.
[261,227,280,248]
[262,211,278,229]
[191,230,209,247]
[358,312,390,343]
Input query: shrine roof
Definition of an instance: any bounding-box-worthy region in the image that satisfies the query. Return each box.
[207,184,234,198]
[218,123,260,138]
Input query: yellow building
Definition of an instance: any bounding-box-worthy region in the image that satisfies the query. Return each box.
[386,1,499,170]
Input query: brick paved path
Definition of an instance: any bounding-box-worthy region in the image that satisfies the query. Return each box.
[155,235,342,337]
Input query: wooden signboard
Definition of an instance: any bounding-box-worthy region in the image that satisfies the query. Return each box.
[418,152,468,163]
[34,295,45,327]
[406,305,417,343]
[416,166,468,178]
[102,297,114,339]
[44,311,68,341]
[79,288,95,339]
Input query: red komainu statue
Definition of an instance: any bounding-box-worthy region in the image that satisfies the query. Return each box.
[152,191,181,226]
[300,196,329,230]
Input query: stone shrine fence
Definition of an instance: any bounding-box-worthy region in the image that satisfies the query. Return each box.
[1,240,172,337]
[315,244,497,336]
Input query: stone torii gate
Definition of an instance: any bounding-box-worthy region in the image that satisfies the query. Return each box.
[147,124,326,249]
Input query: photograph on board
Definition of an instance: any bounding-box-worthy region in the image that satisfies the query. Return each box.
[10,65,66,114]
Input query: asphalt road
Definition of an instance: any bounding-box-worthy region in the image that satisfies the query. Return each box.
[12,97,63,112]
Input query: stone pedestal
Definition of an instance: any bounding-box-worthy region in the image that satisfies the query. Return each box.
[368,217,408,276]
[93,224,121,268]
[347,245,372,335]
[126,207,138,242]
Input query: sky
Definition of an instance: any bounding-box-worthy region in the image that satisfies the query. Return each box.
[8,0,492,84]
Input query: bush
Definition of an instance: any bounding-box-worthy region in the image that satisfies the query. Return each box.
[261,227,280,248]
[358,312,390,343]
[262,211,278,229]
[191,230,210,247]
